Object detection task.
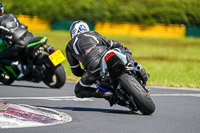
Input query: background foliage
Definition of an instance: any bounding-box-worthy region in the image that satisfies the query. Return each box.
[2,0,200,26]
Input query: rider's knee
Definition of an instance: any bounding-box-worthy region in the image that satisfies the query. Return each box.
[75,83,84,98]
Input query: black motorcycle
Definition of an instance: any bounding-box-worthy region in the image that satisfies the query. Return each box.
[96,49,156,115]
[0,37,66,88]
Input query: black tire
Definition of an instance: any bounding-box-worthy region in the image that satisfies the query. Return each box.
[119,73,155,115]
[43,64,66,88]
[0,72,15,85]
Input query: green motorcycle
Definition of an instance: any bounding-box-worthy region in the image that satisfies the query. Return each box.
[0,37,66,88]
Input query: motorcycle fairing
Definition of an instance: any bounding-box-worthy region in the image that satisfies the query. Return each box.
[0,38,7,52]
[0,66,18,78]
[5,66,18,78]
[100,49,127,75]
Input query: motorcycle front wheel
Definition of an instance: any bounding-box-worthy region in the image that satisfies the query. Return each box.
[0,70,15,85]
[119,73,156,115]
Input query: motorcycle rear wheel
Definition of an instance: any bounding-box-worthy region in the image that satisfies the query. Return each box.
[119,73,156,115]
[43,64,66,88]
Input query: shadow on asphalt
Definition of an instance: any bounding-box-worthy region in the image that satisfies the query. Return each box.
[36,105,140,115]
[0,84,50,89]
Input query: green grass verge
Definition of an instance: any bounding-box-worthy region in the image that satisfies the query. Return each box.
[32,31,200,88]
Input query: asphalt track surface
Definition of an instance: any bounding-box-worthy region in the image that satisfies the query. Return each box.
[0,81,200,133]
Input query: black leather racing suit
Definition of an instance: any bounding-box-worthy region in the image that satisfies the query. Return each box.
[65,31,134,98]
[0,13,33,65]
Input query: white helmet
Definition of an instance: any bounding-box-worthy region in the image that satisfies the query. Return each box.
[70,20,90,39]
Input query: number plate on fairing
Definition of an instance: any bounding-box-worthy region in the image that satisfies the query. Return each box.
[49,50,66,66]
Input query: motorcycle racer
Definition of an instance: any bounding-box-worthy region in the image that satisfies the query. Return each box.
[65,20,149,106]
[0,3,33,79]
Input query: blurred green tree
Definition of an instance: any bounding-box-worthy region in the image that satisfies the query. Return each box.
[1,0,200,26]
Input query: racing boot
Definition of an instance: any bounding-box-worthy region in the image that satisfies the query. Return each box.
[102,91,117,107]
[11,61,29,79]
[94,89,117,106]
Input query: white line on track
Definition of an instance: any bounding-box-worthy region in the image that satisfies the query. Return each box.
[151,94,200,97]
[0,96,93,101]
[0,94,200,101]
[149,86,200,91]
